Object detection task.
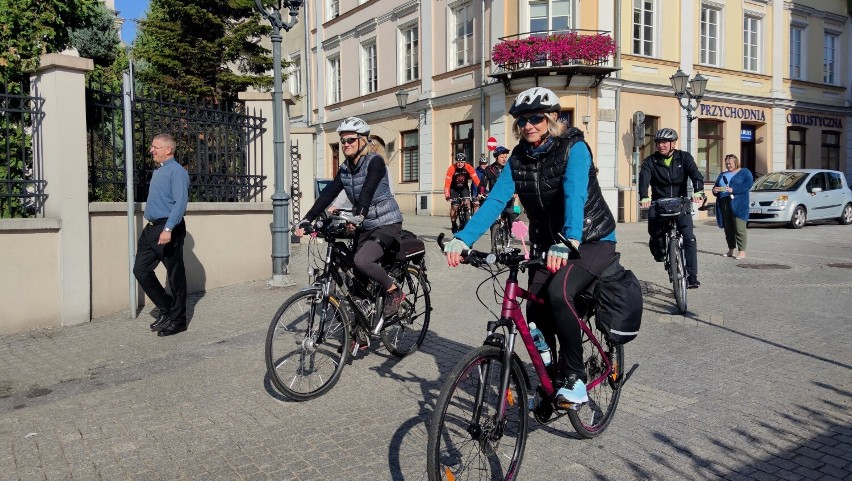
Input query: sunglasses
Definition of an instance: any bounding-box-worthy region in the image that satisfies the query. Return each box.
[340,137,360,145]
[517,113,547,128]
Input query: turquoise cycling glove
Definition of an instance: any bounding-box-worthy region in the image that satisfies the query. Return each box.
[547,239,580,260]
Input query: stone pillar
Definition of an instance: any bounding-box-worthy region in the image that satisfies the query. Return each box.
[32,53,94,326]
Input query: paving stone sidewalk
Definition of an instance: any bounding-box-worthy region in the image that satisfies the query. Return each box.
[1,214,851,480]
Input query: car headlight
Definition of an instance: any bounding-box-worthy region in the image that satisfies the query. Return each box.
[771,195,789,207]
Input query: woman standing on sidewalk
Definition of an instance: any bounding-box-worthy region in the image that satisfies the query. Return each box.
[713,154,753,259]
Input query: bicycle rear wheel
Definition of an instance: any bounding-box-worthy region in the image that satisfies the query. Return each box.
[669,236,687,314]
[265,289,351,401]
[381,264,431,357]
[567,317,624,438]
[427,345,528,481]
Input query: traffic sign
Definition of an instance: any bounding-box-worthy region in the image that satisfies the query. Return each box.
[486,137,498,151]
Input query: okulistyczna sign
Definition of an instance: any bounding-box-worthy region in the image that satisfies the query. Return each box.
[786,113,843,128]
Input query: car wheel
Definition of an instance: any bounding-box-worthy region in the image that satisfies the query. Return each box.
[788,205,806,229]
[838,203,852,225]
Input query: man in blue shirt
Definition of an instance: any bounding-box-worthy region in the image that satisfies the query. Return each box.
[133,133,190,336]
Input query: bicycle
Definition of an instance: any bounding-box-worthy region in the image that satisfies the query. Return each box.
[427,234,624,481]
[489,209,512,253]
[651,196,700,314]
[450,195,474,232]
[264,212,432,401]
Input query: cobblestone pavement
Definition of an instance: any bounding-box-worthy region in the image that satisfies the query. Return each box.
[1,214,851,481]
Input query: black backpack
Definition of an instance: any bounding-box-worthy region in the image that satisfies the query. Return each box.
[594,255,643,344]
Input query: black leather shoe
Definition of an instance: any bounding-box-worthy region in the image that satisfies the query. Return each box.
[157,321,187,337]
[150,314,170,331]
[687,278,701,289]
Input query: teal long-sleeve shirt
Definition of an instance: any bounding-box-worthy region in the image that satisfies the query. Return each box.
[455,142,616,247]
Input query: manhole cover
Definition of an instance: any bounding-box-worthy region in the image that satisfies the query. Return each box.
[737,263,791,270]
[827,263,852,269]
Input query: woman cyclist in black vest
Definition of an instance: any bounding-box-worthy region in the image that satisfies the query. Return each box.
[296,117,406,316]
[444,87,617,406]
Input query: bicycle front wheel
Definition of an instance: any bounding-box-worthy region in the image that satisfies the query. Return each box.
[669,237,687,313]
[567,317,625,438]
[427,345,528,481]
[265,289,351,401]
[381,264,431,357]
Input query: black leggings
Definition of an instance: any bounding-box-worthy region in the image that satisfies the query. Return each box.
[527,241,616,381]
[353,223,401,291]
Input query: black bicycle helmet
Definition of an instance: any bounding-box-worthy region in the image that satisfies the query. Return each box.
[493,146,510,158]
[509,87,561,118]
[653,128,678,141]
[455,152,467,162]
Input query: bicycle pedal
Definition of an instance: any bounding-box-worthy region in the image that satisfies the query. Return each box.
[556,400,586,411]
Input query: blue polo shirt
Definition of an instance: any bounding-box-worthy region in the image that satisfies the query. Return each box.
[144,158,189,230]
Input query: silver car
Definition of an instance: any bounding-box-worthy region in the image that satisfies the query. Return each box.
[748,169,852,228]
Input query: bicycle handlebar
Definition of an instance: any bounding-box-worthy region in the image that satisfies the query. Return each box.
[437,232,544,268]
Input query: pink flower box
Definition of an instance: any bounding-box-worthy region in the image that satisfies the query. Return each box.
[492,33,617,69]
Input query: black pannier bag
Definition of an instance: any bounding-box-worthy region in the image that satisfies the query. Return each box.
[398,229,426,261]
[594,255,643,344]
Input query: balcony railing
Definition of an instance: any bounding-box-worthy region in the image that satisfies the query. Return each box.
[492,30,616,71]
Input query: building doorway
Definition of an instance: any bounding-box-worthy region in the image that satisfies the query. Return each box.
[740,125,756,174]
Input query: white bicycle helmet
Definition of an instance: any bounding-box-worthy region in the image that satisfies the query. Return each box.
[336,116,370,136]
[509,87,561,117]
[653,128,678,141]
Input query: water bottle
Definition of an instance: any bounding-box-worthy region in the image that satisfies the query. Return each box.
[529,322,552,366]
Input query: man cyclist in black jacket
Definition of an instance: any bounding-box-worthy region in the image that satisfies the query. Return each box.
[638,128,705,289]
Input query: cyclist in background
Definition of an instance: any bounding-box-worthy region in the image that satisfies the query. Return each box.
[444,87,617,406]
[444,153,480,233]
[481,146,519,224]
[638,128,705,289]
[295,116,405,316]
[473,155,489,213]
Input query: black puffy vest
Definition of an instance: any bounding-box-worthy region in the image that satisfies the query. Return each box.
[509,127,615,247]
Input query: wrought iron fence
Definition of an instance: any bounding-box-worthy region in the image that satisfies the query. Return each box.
[86,79,267,203]
[0,82,46,218]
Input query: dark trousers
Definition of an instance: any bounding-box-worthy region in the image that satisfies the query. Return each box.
[133,219,187,322]
[648,209,698,280]
[526,242,616,381]
[353,223,401,291]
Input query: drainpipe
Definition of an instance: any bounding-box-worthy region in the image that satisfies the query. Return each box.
[480,0,487,160]
[613,0,624,221]
[303,1,312,127]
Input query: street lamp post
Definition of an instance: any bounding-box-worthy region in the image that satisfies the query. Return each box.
[395,88,427,124]
[255,0,303,287]
[669,68,708,156]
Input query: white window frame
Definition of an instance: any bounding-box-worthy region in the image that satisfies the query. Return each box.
[743,15,761,73]
[823,32,838,85]
[632,0,656,57]
[528,0,575,36]
[327,55,341,104]
[449,1,474,69]
[699,5,720,66]
[789,26,804,80]
[288,55,301,96]
[361,39,378,95]
[327,0,339,20]
[398,22,419,83]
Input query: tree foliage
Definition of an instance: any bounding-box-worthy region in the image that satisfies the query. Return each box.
[133,0,274,101]
[0,0,100,83]
[69,1,122,67]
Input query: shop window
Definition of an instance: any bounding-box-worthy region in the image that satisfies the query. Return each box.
[452,121,474,165]
[558,110,573,126]
[330,143,340,177]
[821,131,840,171]
[640,115,659,161]
[787,128,806,169]
[401,130,419,183]
[697,120,723,182]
